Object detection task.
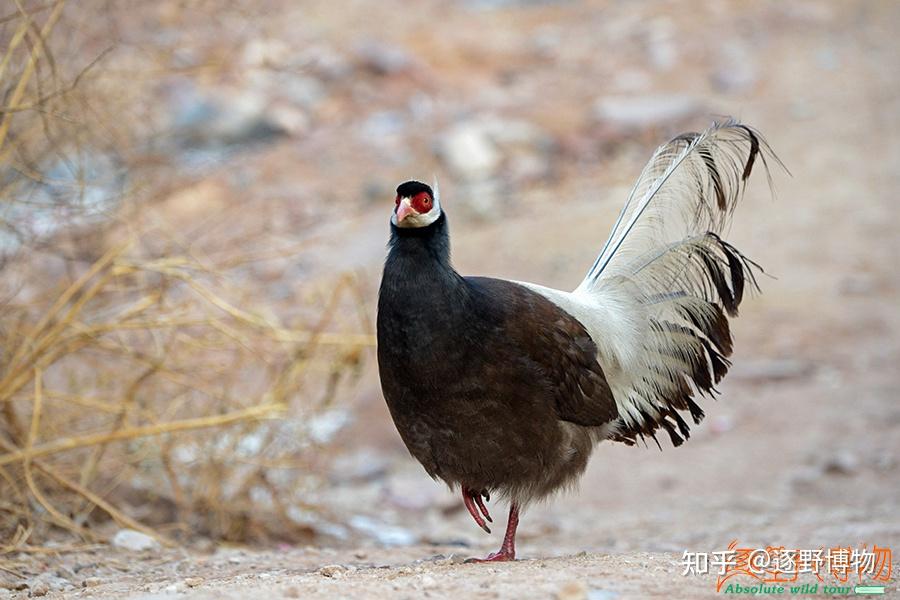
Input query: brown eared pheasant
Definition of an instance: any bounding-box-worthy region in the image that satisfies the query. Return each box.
[376,119,779,561]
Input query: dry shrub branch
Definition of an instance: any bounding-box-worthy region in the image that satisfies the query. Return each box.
[0,1,372,551]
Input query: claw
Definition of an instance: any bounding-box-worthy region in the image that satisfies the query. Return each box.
[461,487,491,534]
[474,491,492,523]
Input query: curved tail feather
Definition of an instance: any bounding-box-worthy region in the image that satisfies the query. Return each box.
[570,119,781,447]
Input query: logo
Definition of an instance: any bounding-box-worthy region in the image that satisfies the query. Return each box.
[681,541,892,595]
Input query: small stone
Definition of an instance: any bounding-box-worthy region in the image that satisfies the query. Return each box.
[29,581,50,597]
[356,41,415,75]
[283,76,327,110]
[594,95,701,129]
[874,454,896,472]
[791,466,821,488]
[112,529,160,552]
[824,452,858,476]
[241,38,290,69]
[731,359,813,382]
[438,122,501,181]
[318,564,347,578]
[359,110,408,145]
[349,515,416,546]
[556,581,589,600]
[82,577,102,588]
[269,105,310,137]
[710,42,758,93]
[709,414,734,434]
[169,85,287,150]
[353,551,368,560]
[193,537,217,554]
[27,574,70,594]
[299,45,352,81]
[838,275,876,295]
[646,20,678,70]
[72,562,95,573]
[184,577,204,587]
[284,586,301,598]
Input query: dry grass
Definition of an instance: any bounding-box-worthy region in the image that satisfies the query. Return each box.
[0,1,373,552]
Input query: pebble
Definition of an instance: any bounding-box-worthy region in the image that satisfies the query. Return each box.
[184,577,204,587]
[300,44,352,81]
[838,275,876,295]
[594,95,701,129]
[645,19,678,70]
[284,586,301,598]
[169,85,287,151]
[556,581,589,600]
[82,577,102,588]
[731,359,813,382]
[26,574,71,595]
[709,414,734,434]
[588,590,620,600]
[711,43,758,94]
[241,38,290,69]
[824,451,859,476]
[29,581,50,597]
[318,564,347,578]
[438,121,501,181]
[791,466,822,488]
[356,41,415,75]
[112,529,160,552]
[349,515,416,546]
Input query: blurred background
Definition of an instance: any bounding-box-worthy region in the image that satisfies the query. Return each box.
[1,0,898,574]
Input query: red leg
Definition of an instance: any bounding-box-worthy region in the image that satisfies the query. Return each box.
[467,503,519,562]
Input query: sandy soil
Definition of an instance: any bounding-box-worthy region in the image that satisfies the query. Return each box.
[3,0,899,598]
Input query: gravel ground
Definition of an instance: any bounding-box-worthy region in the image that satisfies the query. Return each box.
[2,0,898,598]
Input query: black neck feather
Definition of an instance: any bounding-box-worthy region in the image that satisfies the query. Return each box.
[388,212,452,270]
[382,212,470,307]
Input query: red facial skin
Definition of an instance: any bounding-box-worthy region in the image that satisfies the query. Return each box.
[410,191,433,213]
[395,192,433,217]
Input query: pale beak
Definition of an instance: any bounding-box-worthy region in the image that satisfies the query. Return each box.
[396,197,417,222]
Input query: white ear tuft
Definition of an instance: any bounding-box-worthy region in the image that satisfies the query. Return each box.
[431,175,441,204]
